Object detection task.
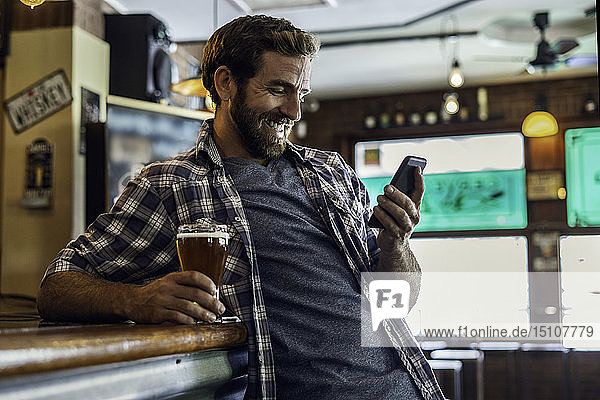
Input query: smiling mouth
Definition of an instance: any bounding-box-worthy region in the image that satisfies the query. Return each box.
[264,119,292,137]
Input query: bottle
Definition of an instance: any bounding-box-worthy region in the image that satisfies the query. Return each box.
[477,87,488,121]
[409,110,422,126]
[424,107,438,125]
[378,108,392,129]
[459,102,470,122]
[583,94,598,115]
[363,108,377,129]
[394,102,406,127]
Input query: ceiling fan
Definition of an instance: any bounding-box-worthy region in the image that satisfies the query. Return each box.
[529,12,577,69]
[526,11,597,72]
[475,11,597,74]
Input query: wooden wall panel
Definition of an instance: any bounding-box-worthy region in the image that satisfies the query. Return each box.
[482,350,518,400]
[516,350,570,400]
[299,76,599,158]
[569,351,600,400]
[11,0,104,39]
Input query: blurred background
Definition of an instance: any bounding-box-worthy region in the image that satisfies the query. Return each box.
[0,1,598,399]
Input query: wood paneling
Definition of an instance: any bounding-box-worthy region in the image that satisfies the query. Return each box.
[449,349,600,400]
[481,349,519,400]
[11,0,104,39]
[516,349,570,400]
[300,76,599,159]
[569,351,600,400]
[10,1,73,31]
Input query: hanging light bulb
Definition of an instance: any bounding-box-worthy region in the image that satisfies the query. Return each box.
[20,0,46,8]
[444,93,460,115]
[449,59,464,88]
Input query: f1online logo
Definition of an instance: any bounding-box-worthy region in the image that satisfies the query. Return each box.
[369,280,411,331]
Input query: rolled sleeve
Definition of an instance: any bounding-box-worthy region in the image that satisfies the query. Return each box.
[42,174,178,286]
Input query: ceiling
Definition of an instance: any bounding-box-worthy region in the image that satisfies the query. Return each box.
[107,0,597,99]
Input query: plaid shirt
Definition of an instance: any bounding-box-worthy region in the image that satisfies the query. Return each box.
[45,119,444,400]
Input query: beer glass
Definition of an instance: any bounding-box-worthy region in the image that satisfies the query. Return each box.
[176,220,229,321]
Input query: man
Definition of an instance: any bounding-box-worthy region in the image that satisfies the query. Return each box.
[38,15,443,400]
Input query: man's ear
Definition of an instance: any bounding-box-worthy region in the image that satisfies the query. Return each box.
[214,66,235,104]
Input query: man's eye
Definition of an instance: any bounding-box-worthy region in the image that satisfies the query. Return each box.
[269,88,285,95]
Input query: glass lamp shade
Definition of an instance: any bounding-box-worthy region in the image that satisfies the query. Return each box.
[20,0,69,9]
[169,78,208,97]
[444,93,460,115]
[20,0,46,8]
[522,111,559,137]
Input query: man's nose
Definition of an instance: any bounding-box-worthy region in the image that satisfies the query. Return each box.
[280,93,302,122]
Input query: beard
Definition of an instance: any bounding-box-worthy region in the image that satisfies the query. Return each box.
[229,88,293,161]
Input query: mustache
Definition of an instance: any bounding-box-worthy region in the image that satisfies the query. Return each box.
[260,110,294,127]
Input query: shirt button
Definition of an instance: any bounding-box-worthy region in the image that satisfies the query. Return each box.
[234,216,241,222]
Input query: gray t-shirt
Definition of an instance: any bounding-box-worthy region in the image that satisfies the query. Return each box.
[223,154,422,399]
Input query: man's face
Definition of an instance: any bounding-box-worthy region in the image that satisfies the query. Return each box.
[229,51,312,160]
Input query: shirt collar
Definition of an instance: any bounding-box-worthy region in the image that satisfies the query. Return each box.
[195,119,224,168]
[285,140,307,161]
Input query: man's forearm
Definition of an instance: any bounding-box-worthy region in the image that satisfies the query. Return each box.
[376,241,422,309]
[37,271,136,322]
[377,241,421,273]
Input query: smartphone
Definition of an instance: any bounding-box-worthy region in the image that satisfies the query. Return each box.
[367,155,427,229]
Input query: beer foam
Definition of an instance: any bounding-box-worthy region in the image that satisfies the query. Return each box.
[176,232,229,239]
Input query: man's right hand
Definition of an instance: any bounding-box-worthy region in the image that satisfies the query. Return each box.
[128,271,226,325]
[38,270,226,325]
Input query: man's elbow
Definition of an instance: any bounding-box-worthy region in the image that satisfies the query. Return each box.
[36,274,62,321]
[37,281,51,320]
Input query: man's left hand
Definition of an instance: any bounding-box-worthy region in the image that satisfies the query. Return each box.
[372,167,424,253]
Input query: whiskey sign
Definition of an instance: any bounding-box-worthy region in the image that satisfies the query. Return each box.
[4,70,73,134]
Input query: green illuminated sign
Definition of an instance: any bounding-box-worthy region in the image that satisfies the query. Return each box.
[565,127,600,227]
[362,169,528,231]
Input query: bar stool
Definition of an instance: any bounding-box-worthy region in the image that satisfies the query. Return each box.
[430,349,484,400]
[419,340,448,358]
[517,343,570,400]
[429,359,463,400]
[472,342,520,400]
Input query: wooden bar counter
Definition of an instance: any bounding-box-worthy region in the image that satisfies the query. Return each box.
[0,321,248,400]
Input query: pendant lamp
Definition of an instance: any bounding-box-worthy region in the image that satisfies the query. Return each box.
[522,94,558,138]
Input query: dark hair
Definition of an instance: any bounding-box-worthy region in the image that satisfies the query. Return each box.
[202,15,320,108]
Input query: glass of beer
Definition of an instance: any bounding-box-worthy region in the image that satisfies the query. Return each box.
[176,220,229,322]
